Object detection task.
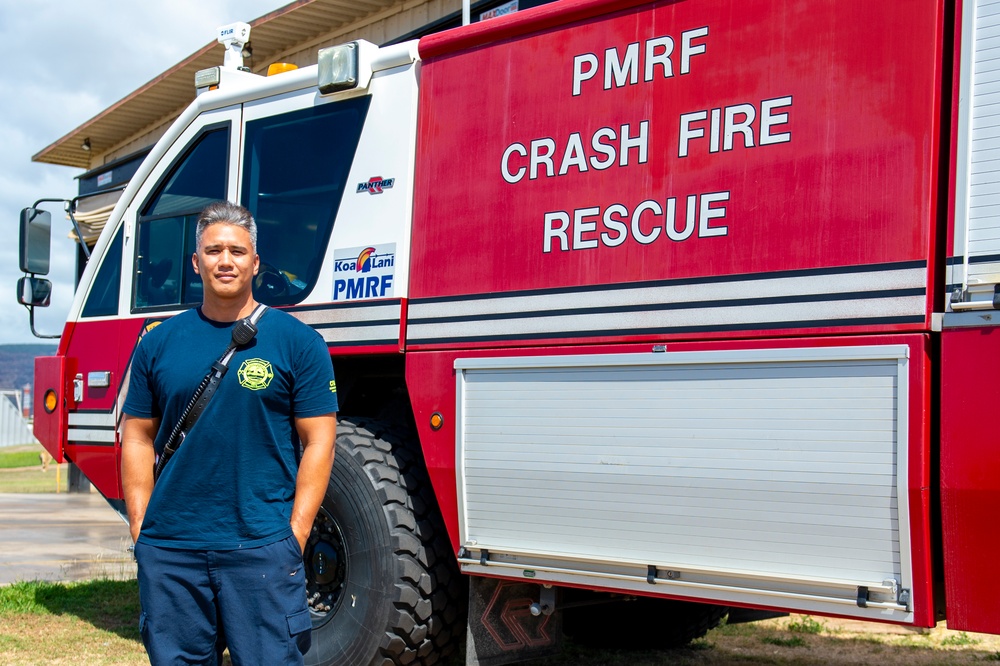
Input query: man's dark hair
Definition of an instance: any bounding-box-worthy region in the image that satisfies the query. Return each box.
[196,201,257,251]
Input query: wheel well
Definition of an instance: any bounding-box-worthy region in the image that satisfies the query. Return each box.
[331,355,412,424]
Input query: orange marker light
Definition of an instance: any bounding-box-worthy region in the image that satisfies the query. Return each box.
[43,389,58,413]
[429,412,444,431]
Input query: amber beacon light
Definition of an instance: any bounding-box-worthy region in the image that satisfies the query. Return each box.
[267,62,298,76]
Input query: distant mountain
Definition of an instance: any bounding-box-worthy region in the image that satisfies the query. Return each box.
[0,344,58,391]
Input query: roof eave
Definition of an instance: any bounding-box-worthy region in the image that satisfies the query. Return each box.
[32,0,389,169]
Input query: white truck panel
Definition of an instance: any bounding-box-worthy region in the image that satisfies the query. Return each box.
[408,265,926,344]
[455,346,913,622]
[953,0,1000,295]
[238,58,418,306]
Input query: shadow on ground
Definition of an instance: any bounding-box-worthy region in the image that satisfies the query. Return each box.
[32,578,141,641]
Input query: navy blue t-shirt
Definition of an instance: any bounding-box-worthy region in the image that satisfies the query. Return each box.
[123,307,338,550]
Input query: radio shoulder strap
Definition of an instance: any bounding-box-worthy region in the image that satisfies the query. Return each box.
[153,303,268,481]
[181,303,268,432]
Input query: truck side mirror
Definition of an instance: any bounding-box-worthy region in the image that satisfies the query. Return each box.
[19,207,51,275]
[16,276,52,307]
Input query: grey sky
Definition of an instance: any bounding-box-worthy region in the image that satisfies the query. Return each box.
[0,0,284,344]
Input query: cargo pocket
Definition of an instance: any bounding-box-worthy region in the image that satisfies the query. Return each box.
[286,607,312,657]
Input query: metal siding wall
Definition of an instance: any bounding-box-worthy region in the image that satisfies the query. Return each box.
[0,394,38,448]
[459,350,904,589]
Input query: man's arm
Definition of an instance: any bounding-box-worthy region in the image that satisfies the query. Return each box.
[121,415,160,544]
[291,414,337,553]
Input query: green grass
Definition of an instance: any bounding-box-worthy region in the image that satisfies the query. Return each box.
[0,450,45,469]
[0,585,998,665]
[0,634,32,652]
[712,616,759,637]
[0,444,70,492]
[847,635,886,646]
[0,579,140,621]
[0,465,67,493]
[786,615,825,634]
[941,632,980,647]
[0,580,146,665]
[760,635,806,648]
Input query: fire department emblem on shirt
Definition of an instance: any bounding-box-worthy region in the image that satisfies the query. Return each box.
[238,358,273,391]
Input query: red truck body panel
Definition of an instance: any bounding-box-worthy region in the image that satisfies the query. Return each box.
[412,0,944,349]
[408,332,937,626]
[940,326,1000,634]
[936,1,1000,633]
[35,318,147,500]
[407,0,949,628]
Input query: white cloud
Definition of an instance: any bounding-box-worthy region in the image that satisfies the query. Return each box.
[0,0,284,344]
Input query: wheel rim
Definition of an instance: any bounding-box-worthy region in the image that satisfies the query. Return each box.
[305,506,348,625]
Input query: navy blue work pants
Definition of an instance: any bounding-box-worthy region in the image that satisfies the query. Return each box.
[134,534,312,665]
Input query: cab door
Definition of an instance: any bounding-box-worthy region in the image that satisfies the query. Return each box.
[62,105,242,500]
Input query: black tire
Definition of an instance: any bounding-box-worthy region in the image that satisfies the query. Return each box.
[304,417,466,666]
[562,596,727,650]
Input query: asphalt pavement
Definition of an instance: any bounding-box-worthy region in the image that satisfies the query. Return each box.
[0,492,136,585]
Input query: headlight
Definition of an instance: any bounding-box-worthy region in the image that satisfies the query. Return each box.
[318,42,359,94]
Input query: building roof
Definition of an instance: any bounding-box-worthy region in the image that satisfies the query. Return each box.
[33,0,400,169]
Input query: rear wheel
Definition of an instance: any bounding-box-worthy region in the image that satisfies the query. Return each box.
[562,596,727,649]
[303,417,465,665]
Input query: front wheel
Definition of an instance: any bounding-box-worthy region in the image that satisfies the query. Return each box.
[303,418,465,666]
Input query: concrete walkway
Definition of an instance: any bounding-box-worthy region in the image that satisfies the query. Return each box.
[0,493,135,585]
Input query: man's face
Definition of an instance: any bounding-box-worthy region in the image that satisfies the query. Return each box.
[192,223,259,302]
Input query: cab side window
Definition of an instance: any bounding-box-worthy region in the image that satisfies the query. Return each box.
[81,225,124,318]
[133,126,229,311]
[242,97,370,305]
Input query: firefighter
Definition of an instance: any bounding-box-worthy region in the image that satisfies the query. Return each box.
[121,201,338,665]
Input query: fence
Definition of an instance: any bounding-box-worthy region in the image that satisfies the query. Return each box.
[0,390,39,448]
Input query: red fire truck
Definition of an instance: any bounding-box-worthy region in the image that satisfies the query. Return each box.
[15,0,1000,663]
